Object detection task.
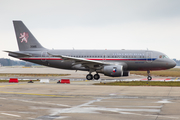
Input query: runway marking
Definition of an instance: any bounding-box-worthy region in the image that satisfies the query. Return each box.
[120,111,179,119]
[1,113,21,117]
[0,91,74,98]
[50,98,160,115]
[117,106,162,108]
[0,98,6,100]
[120,111,142,115]
[156,99,173,103]
[0,84,19,87]
[27,117,35,119]
[20,97,178,119]
[16,99,70,107]
[144,114,179,119]
[175,77,178,81]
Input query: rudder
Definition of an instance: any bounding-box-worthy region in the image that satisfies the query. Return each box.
[13,21,46,51]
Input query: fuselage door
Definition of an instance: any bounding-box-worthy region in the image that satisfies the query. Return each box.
[146,51,152,63]
[103,54,107,62]
[41,51,47,62]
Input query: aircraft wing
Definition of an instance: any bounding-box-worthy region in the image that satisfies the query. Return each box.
[47,52,111,67]
[4,50,32,57]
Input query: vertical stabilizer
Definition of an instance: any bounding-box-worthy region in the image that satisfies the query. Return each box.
[13,21,46,51]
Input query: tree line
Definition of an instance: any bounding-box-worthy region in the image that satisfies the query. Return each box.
[0,58,36,66]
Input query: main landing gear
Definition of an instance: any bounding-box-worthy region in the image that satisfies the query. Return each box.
[147,70,152,80]
[86,73,100,80]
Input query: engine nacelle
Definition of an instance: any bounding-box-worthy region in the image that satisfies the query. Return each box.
[103,65,123,77]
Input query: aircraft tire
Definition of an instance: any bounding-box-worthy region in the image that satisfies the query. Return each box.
[94,74,100,80]
[147,76,152,81]
[86,74,93,80]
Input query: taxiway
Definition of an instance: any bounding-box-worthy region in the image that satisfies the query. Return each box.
[0,67,180,120]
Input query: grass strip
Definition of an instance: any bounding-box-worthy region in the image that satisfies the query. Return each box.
[94,81,180,87]
[130,68,180,77]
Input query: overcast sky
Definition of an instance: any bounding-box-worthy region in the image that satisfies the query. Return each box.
[0,0,180,59]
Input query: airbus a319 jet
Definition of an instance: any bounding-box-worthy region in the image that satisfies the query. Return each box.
[5,21,176,80]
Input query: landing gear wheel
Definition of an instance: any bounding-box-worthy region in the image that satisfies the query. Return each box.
[147,76,152,81]
[147,70,152,80]
[94,74,100,80]
[86,74,93,80]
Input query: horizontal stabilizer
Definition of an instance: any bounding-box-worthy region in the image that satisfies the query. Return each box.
[4,50,32,57]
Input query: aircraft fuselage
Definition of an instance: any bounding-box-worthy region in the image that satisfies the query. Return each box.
[9,49,176,71]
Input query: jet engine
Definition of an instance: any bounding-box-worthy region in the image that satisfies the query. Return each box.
[96,65,129,77]
[102,65,123,77]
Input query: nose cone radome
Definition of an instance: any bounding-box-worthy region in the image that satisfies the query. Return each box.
[169,59,176,68]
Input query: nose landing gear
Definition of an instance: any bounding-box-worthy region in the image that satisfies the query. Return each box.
[147,70,152,80]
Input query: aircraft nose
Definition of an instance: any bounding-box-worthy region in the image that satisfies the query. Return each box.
[169,59,176,68]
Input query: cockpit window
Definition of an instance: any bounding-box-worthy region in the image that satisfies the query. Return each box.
[159,55,169,59]
[163,55,169,58]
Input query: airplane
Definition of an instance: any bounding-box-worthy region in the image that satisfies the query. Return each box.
[4,21,176,80]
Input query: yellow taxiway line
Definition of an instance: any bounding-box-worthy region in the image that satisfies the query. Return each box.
[0,91,74,97]
[0,83,74,98]
[0,84,19,87]
[175,78,178,81]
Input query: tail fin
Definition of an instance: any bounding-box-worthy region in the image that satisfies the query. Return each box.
[13,21,46,51]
